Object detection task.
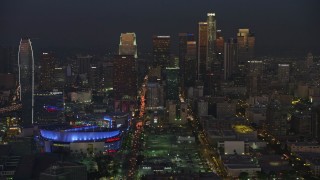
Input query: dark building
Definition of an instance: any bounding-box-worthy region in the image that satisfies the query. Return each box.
[39,52,55,91]
[184,41,197,88]
[39,162,87,180]
[18,38,34,126]
[224,38,238,81]
[113,55,137,100]
[266,100,288,137]
[76,55,92,75]
[178,33,195,82]
[165,67,180,101]
[152,35,171,69]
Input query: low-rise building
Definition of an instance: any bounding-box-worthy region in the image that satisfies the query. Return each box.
[221,155,261,178]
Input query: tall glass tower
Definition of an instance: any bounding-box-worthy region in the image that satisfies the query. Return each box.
[18,38,34,126]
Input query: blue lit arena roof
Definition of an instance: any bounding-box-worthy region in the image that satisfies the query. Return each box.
[40,125,120,143]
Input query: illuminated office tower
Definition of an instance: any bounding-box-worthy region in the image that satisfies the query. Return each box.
[152,35,171,68]
[39,52,55,91]
[113,55,137,100]
[184,41,197,87]
[224,38,238,80]
[18,38,35,125]
[197,22,208,80]
[206,13,217,72]
[237,29,255,65]
[178,33,195,79]
[119,33,138,58]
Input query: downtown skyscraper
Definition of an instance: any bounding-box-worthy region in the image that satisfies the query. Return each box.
[119,32,138,58]
[224,38,238,80]
[39,52,55,91]
[152,35,171,69]
[237,29,255,65]
[197,22,207,80]
[18,38,35,126]
[113,55,137,100]
[206,13,217,72]
[178,33,195,88]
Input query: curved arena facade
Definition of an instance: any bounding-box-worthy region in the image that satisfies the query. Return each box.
[38,125,123,153]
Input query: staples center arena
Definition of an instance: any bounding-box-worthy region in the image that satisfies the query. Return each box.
[38,112,131,154]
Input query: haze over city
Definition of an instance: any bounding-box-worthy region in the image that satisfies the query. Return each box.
[1,0,319,55]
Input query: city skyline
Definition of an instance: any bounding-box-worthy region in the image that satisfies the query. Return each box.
[1,0,319,56]
[1,1,320,179]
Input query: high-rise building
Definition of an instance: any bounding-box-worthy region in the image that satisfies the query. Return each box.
[184,41,197,87]
[215,30,224,55]
[39,52,55,91]
[178,33,195,79]
[267,100,288,137]
[119,33,138,58]
[76,55,92,74]
[237,29,255,65]
[306,52,313,68]
[113,55,137,100]
[224,38,238,80]
[152,36,171,68]
[18,38,35,126]
[165,67,180,101]
[206,13,217,72]
[278,64,290,83]
[146,81,164,109]
[198,22,208,80]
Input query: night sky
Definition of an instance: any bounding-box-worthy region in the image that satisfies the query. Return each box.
[1,0,319,56]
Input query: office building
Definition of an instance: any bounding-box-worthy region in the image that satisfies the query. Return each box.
[306,52,313,68]
[198,22,208,80]
[184,41,197,87]
[39,52,55,91]
[119,32,138,58]
[237,29,255,65]
[278,64,290,83]
[266,100,288,137]
[76,55,92,74]
[178,33,194,81]
[146,82,164,109]
[215,30,224,55]
[224,38,238,80]
[18,38,35,126]
[206,13,217,72]
[152,35,170,68]
[113,55,137,100]
[165,67,180,101]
